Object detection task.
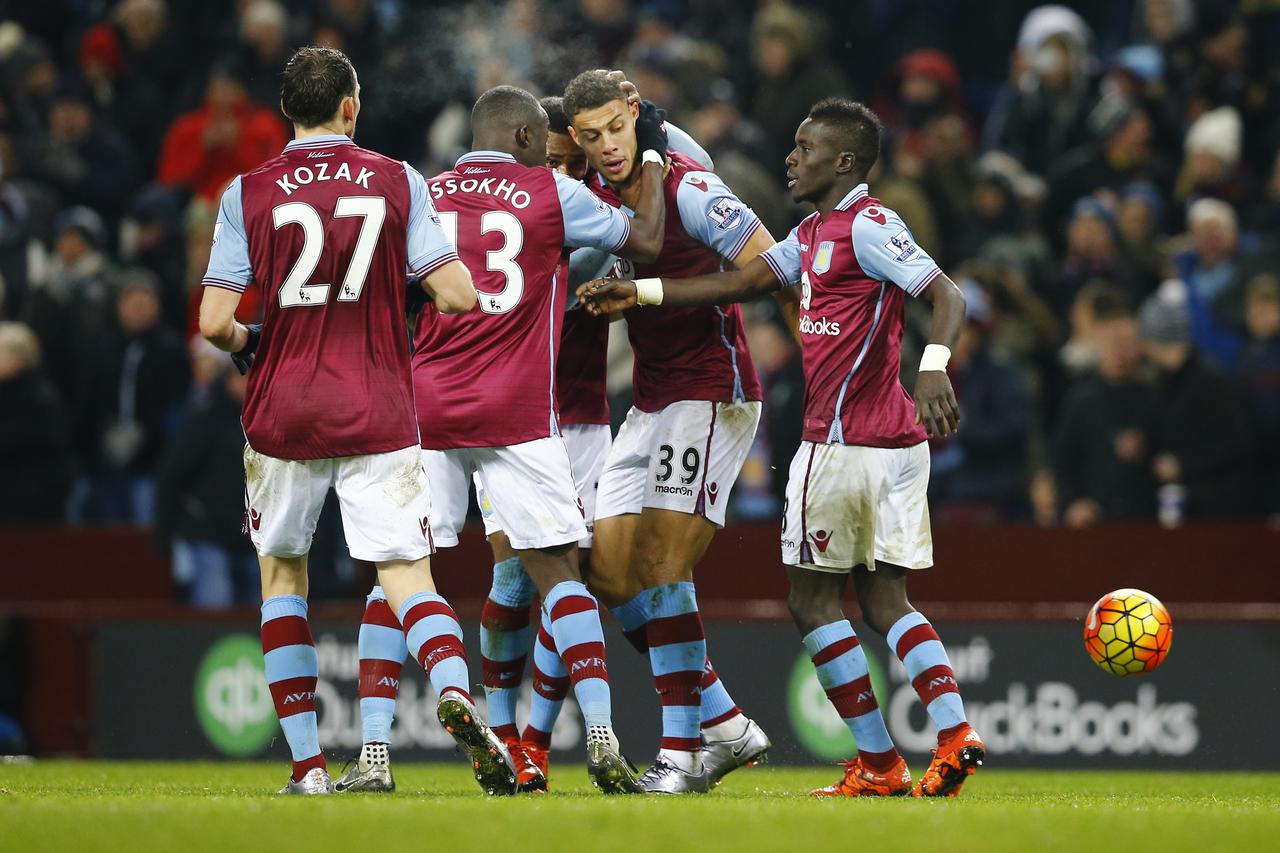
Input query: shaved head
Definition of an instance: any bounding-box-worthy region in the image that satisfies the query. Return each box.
[471,85,549,168]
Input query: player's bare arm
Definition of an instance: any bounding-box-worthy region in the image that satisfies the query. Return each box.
[420,258,477,314]
[198,286,250,352]
[577,253,782,315]
[613,148,665,263]
[729,223,801,335]
[914,273,965,439]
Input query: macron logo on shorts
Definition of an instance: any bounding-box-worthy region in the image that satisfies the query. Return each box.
[810,529,832,554]
[248,508,262,531]
[706,482,719,505]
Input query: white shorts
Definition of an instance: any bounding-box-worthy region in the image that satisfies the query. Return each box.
[595,400,762,528]
[476,423,611,549]
[243,444,433,562]
[423,436,588,551]
[781,440,933,573]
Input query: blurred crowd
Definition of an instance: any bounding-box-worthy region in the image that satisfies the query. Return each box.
[1,0,1278,603]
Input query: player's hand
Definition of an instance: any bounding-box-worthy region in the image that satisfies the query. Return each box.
[231,323,261,376]
[634,100,669,160]
[405,277,432,313]
[606,69,642,107]
[577,278,638,315]
[914,370,959,438]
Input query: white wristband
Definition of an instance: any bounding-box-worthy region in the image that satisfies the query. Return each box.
[634,278,664,306]
[919,344,951,372]
[641,149,664,166]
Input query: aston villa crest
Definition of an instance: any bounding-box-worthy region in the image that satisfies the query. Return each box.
[813,241,835,275]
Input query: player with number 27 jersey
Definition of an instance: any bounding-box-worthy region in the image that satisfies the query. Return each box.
[206,134,457,460]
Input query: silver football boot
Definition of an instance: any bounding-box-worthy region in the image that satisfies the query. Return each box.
[700,718,772,786]
[638,754,712,794]
[585,725,644,794]
[437,690,518,796]
[334,742,396,793]
[277,766,333,795]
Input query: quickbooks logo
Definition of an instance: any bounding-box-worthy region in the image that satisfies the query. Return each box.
[194,634,276,757]
[786,647,891,761]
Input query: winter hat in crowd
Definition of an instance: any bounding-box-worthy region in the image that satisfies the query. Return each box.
[1184,105,1242,167]
[1138,280,1192,345]
[52,205,106,249]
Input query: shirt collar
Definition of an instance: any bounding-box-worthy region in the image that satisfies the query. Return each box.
[284,134,355,152]
[456,150,518,167]
[834,182,870,212]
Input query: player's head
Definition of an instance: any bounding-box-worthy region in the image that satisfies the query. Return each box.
[563,69,639,187]
[786,98,881,205]
[280,46,360,138]
[541,95,589,181]
[471,85,549,169]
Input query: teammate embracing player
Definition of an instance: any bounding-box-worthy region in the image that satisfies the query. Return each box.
[562,70,778,794]
[198,47,521,795]
[580,98,987,798]
[337,84,669,795]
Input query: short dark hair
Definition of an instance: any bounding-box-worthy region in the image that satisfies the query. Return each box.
[472,85,544,131]
[541,96,570,135]
[562,70,626,121]
[280,47,356,128]
[808,98,881,177]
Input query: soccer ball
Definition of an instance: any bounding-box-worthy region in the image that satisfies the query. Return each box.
[1083,588,1173,677]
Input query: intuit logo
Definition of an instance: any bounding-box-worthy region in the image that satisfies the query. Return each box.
[799,315,842,336]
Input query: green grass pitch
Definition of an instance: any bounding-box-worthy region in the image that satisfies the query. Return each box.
[3,761,1278,852]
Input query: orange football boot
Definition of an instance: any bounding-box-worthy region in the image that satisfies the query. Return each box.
[912,724,985,798]
[504,737,548,793]
[809,756,912,797]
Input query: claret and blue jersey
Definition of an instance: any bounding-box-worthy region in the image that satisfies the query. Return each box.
[202,133,458,461]
[761,183,941,449]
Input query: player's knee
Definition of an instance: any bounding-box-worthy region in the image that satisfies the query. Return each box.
[860,596,911,636]
[787,586,835,636]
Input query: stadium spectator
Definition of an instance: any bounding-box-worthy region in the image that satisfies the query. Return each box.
[155,343,257,607]
[21,206,115,401]
[1140,282,1253,520]
[930,282,1034,522]
[72,270,189,524]
[1176,105,1245,207]
[235,1,293,109]
[748,3,851,174]
[18,74,139,224]
[983,9,1095,176]
[1045,96,1166,237]
[1173,198,1248,368]
[156,63,287,201]
[0,322,74,523]
[1051,304,1156,526]
[1052,198,1141,315]
[1236,274,1280,517]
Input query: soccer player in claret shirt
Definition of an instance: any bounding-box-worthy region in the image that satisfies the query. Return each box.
[341,84,668,796]
[579,99,987,798]
[561,69,782,794]
[198,47,521,797]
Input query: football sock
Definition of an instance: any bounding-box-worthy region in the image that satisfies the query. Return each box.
[261,594,325,781]
[523,607,569,749]
[480,557,536,741]
[887,611,968,738]
[544,580,611,729]
[699,659,744,733]
[610,593,650,654]
[357,586,406,745]
[644,581,705,761]
[614,592,742,736]
[803,620,900,773]
[399,591,471,701]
